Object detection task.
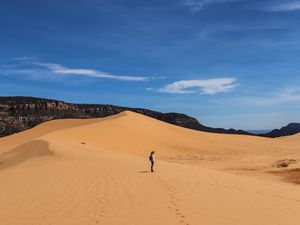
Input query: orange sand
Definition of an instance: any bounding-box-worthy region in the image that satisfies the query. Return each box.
[0,111,299,225]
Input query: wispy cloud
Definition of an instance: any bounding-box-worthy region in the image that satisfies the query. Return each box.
[185,0,300,13]
[267,1,300,12]
[253,87,300,104]
[256,1,300,12]
[33,62,150,81]
[183,0,237,13]
[196,23,282,39]
[11,56,38,61]
[158,78,238,94]
[10,59,151,81]
[218,86,300,106]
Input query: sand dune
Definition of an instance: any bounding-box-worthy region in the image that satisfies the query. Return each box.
[0,140,52,170]
[0,111,300,225]
[0,118,101,152]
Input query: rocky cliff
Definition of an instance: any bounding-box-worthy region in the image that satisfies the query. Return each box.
[0,96,252,138]
[262,123,300,138]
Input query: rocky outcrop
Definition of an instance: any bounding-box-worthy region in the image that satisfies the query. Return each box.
[0,96,254,138]
[262,123,300,138]
[273,159,297,168]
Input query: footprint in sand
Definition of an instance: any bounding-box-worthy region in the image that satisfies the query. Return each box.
[86,191,109,225]
[157,176,190,225]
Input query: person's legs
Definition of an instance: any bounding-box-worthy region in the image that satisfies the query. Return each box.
[151,161,154,172]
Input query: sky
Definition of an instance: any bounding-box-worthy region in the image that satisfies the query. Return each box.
[1,0,300,130]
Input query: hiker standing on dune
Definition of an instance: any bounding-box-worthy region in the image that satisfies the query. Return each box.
[149,151,155,172]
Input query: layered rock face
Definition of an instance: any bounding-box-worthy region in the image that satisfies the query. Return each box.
[0,96,252,137]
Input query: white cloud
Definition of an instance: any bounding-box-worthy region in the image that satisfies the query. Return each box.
[183,0,237,13]
[25,61,150,81]
[266,1,300,12]
[158,78,238,94]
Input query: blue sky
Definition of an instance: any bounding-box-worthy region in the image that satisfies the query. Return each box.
[1,0,300,130]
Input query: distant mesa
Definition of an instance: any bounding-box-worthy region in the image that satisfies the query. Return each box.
[0,96,299,138]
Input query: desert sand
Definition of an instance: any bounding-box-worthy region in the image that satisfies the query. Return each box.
[0,111,300,225]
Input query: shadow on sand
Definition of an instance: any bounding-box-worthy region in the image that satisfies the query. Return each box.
[138,171,150,173]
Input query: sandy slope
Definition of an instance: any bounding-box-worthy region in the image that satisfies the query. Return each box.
[0,118,100,152]
[0,111,300,225]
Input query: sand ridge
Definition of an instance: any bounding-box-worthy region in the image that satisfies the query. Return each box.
[0,111,300,225]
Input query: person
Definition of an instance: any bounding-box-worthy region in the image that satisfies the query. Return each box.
[149,151,155,172]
